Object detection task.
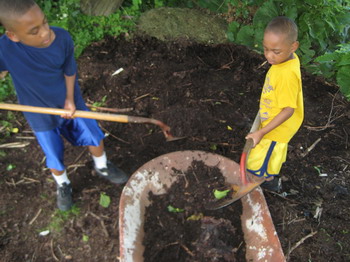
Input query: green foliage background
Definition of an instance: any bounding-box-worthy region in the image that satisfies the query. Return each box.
[0,0,349,101]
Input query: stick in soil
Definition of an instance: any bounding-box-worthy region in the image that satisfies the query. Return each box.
[154,242,194,259]
[50,239,59,261]
[286,231,318,260]
[29,208,42,225]
[86,103,133,113]
[301,138,322,158]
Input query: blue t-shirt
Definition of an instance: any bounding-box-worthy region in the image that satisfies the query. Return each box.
[0,27,86,131]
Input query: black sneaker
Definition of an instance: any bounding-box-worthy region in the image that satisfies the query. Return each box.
[57,183,73,211]
[261,176,282,192]
[94,161,129,184]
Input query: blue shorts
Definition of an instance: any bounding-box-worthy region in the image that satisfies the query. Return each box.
[34,117,104,171]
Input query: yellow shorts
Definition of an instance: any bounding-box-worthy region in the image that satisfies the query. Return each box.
[247,138,287,178]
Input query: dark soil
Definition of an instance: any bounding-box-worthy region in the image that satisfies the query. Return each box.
[1,34,350,262]
[143,160,244,262]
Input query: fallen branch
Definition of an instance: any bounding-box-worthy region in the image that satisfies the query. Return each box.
[29,208,42,225]
[301,138,322,158]
[258,60,267,69]
[50,239,59,261]
[134,93,151,101]
[23,177,40,183]
[88,212,109,238]
[100,125,130,144]
[287,231,317,260]
[0,141,30,148]
[86,104,133,113]
[15,136,35,140]
[305,90,345,131]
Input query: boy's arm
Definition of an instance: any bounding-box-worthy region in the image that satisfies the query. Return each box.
[61,74,76,119]
[246,107,294,146]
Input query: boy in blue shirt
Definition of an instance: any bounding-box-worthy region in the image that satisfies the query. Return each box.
[0,0,129,211]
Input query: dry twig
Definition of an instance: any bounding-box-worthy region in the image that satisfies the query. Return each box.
[258,60,267,69]
[134,93,151,101]
[287,231,317,260]
[50,239,59,261]
[0,141,30,148]
[301,138,322,158]
[29,208,42,225]
[305,91,345,131]
[100,126,130,144]
[86,103,133,113]
[88,212,109,237]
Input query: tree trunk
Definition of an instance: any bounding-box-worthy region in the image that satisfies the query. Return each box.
[80,0,124,16]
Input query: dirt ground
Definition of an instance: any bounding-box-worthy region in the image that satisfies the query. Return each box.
[1,30,350,262]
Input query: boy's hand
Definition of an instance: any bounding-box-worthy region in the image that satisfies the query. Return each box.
[61,99,76,119]
[246,130,264,147]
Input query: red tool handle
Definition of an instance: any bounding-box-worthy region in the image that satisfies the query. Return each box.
[240,138,254,185]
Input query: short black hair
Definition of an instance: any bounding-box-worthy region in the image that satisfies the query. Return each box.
[265,16,298,43]
[0,0,37,29]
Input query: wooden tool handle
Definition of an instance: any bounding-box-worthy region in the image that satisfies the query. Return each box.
[0,103,129,123]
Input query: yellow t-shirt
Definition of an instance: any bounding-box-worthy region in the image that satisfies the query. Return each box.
[259,53,304,143]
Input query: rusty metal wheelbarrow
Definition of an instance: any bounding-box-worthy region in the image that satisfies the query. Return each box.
[119,151,286,262]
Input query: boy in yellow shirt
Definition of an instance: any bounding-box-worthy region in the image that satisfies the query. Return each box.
[246,16,304,192]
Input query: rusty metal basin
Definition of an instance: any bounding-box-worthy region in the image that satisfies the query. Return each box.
[119,150,286,262]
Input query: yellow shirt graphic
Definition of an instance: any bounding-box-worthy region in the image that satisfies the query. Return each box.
[260,53,304,143]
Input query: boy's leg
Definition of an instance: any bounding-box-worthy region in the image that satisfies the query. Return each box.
[35,130,73,211]
[60,117,129,184]
[89,140,129,184]
[247,139,287,192]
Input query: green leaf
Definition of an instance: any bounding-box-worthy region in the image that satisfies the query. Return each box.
[227,21,240,42]
[253,0,279,28]
[337,65,350,99]
[99,193,111,208]
[82,234,89,242]
[187,213,203,221]
[213,189,230,200]
[315,53,340,63]
[314,166,321,175]
[338,53,350,66]
[236,25,255,47]
[167,205,184,213]
[284,6,298,20]
[210,144,217,151]
[6,164,16,171]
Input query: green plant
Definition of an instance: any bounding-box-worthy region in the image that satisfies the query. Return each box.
[0,74,15,102]
[0,112,17,138]
[315,44,350,100]
[213,189,230,199]
[222,0,350,98]
[43,205,80,233]
[6,164,16,171]
[99,192,111,208]
[37,0,138,57]
[167,205,184,213]
[92,95,107,107]
[82,234,89,242]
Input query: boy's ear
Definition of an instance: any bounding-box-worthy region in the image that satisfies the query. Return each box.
[291,41,299,52]
[6,31,20,42]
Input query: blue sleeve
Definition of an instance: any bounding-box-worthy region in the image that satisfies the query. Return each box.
[62,31,77,76]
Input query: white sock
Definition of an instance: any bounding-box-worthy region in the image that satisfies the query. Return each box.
[52,170,70,186]
[92,151,107,170]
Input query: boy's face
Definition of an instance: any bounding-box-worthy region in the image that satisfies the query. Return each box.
[5,4,54,48]
[263,31,299,65]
